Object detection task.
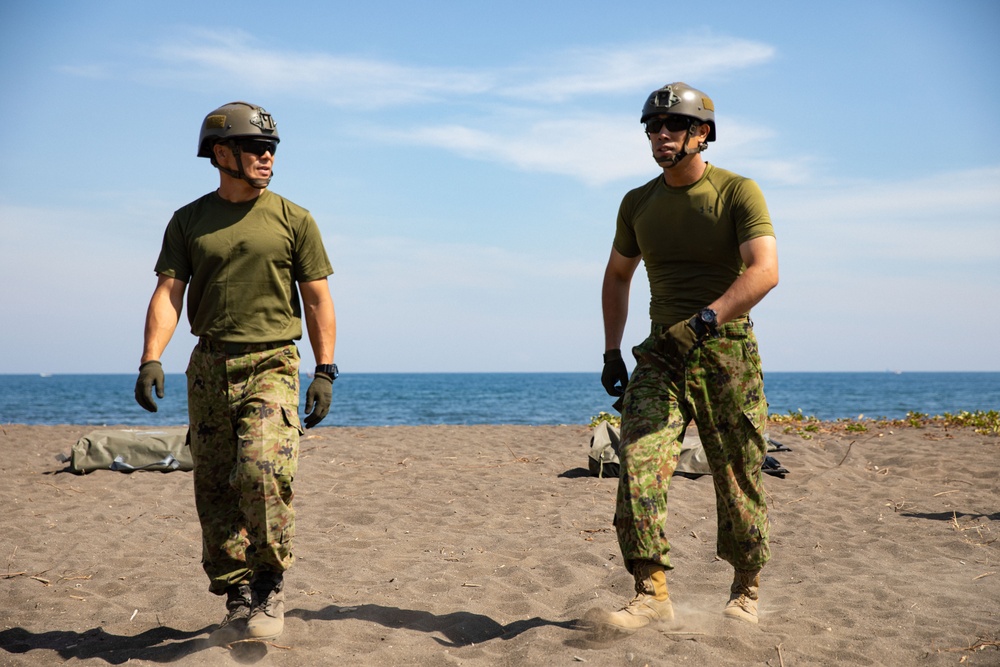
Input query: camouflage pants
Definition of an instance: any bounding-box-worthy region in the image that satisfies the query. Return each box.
[186,340,303,594]
[615,318,770,574]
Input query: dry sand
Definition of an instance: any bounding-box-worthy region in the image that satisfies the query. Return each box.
[1,422,998,666]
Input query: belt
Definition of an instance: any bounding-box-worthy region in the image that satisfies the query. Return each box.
[198,338,294,355]
[651,315,754,338]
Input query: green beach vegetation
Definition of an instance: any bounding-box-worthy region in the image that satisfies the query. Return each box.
[589,410,1000,438]
[769,409,1000,438]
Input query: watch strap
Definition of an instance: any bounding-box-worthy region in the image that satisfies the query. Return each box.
[315,363,339,380]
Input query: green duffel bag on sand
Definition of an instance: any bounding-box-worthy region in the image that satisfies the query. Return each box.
[68,427,192,474]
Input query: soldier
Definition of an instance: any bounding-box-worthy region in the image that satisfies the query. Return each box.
[598,83,779,628]
[134,101,338,642]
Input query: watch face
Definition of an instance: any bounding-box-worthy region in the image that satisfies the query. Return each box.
[701,309,717,325]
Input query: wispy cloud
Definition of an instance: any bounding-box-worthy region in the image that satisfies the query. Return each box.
[135,29,775,108]
[388,113,813,186]
[773,166,1000,262]
[500,38,776,102]
[388,115,651,185]
[60,29,786,184]
[779,166,1000,224]
[149,29,495,108]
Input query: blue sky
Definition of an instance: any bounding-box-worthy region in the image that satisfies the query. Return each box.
[1,0,998,374]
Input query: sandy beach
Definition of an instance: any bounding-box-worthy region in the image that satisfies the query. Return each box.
[1,422,998,666]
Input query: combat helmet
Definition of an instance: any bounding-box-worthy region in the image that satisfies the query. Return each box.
[198,101,279,157]
[641,82,716,142]
[198,101,279,189]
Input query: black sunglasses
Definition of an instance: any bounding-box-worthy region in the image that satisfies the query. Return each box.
[644,116,692,134]
[233,138,278,156]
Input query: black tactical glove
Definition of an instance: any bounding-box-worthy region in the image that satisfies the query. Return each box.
[601,348,629,397]
[303,373,333,429]
[134,360,164,413]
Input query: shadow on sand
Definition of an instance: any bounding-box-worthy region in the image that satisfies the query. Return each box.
[1,604,591,662]
[0,624,217,664]
[288,603,579,647]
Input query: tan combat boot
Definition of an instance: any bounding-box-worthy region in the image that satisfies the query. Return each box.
[722,568,760,624]
[246,571,285,640]
[595,561,674,630]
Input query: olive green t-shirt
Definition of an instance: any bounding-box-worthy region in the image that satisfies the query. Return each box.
[155,189,333,343]
[614,163,774,327]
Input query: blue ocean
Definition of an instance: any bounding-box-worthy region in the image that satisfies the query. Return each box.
[1,372,998,427]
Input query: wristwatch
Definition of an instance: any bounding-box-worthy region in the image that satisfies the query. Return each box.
[315,363,339,380]
[691,308,718,338]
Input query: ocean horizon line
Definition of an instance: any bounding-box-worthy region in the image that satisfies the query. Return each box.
[1,371,997,425]
[7,370,1000,377]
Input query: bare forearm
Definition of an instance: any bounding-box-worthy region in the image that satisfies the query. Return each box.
[305,303,336,364]
[602,249,641,350]
[300,280,337,365]
[602,272,633,351]
[141,319,177,363]
[709,236,779,323]
[141,278,184,363]
[603,285,630,351]
[710,267,778,323]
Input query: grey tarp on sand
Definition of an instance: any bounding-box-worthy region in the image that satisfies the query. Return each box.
[68,427,192,474]
[589,421,711,478]
[588,422,791,479]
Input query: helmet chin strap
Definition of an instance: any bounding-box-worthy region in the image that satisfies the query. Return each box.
[211,143,272,189]
[657,122,708,168]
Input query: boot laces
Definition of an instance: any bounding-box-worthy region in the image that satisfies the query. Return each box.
[258,588,280,613]
[253,573,284,614]
[730,592,754,608]
[220,585,253,625]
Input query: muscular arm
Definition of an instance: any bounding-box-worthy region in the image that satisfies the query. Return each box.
[299,278,337,365]
[140,275,185,363]
[602,248,642,351]
[708,235,779,324]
